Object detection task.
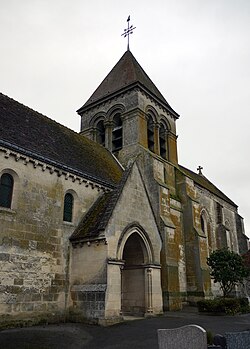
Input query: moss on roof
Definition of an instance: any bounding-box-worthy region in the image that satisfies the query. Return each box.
[0,93,123,186]
[70,192,113,241]
[70,164,133,242]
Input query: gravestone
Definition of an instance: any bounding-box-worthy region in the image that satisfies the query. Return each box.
[213,334,226,348]
[157,324,207,349]
[225,331,250,349]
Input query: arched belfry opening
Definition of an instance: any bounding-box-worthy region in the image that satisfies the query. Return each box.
[121,232,150,316]
[147,115,155,152]
[112,113,123,152]
[159,123,167,159]
[96,120,105,146]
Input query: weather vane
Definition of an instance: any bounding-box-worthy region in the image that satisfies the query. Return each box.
[121,16,136,51]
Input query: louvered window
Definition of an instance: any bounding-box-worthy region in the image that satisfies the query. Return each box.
[147,116,154,152]
[0,173,14,208]
[63,193,74,222]
[112,114,123,152]
[159,124,167,159]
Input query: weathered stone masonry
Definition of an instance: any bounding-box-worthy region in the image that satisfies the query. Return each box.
[0,147,106,326]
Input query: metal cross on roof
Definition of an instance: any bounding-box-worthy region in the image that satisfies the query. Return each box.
[197,165,203,175]
[121,15,136,51]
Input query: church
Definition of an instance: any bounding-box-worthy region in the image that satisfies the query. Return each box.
[0,49,248,327]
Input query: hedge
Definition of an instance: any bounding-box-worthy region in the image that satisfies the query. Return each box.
[197,297,250,315]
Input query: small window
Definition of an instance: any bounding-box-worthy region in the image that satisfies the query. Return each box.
[201,212,212,251]
[226,230,232,250]
[63,193,74,222]
[216,202,223,224]
[201,214,205,233]
[96,120,105,146]
[147,116,154,152]
[0,173,14,208]
[112,113,123,152]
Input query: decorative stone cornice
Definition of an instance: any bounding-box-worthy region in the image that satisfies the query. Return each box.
[195,185,237,212]
[107,258,125,265]
[79,84,179,120]
[0,146,111,193]
[71,237,107,248]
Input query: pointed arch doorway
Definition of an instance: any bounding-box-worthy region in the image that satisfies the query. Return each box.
[120,231,152,316]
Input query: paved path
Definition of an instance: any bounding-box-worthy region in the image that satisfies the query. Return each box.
[0,308,250,348]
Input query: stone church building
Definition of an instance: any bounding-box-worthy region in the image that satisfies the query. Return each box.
[0,50,248,326]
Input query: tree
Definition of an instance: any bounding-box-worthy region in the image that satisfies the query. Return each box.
[207,248,250,297]
[243,250,250,271]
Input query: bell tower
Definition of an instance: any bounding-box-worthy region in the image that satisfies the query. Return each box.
[77,50,186,311]
[77,50,179,167]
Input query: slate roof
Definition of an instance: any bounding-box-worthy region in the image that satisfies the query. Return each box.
[70,165,131,242]
[77,50,179,118]
[0,93,123,187]
[179,165,237,207]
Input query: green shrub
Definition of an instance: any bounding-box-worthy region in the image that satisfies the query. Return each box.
[206,331,213,345]
[197,297,249,315]
[239,297,249,307]
[238,297,250,313]
[207,249,250,297]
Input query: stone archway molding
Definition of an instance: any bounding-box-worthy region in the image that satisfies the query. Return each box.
[116,223,160,316]
[116,222,154,264]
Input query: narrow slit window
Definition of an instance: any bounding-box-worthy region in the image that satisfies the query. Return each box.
[216,202,223,224]
[0,173,14,208]
[201,215,205,233]
[63,193,74,222]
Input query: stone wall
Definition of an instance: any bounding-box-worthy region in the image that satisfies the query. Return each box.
[105,163,163,318]
[0,149,103,327]
[176,167,243,302]
[69,240,107,322]
[68,162,164,324]
[127,149,186,311]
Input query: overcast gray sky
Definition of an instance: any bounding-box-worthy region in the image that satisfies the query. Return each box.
[1,0,250,238]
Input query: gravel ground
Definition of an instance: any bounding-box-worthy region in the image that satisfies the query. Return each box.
[0,308,250,349]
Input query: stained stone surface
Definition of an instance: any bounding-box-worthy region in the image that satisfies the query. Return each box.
[157,324,207,349]
[225,331,250,349]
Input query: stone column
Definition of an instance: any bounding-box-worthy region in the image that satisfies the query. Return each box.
[104,121,113,151]
[154,123,160,155]
[168,131,178,164]
[145,267,153,314]
[92,128,97,142]
[120,264,124,315]
[105,259,125,321]
[138,112,148,147]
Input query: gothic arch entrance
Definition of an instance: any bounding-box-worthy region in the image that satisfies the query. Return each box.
[120,232,152,316]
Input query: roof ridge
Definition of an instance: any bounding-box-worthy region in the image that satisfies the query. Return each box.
[69,191,113,241]
[70,163,134,242]
[0,92,123,186]
[178,164,237,207]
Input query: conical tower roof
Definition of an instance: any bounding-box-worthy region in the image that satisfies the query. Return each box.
[77,50,179,118]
